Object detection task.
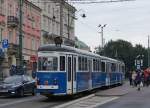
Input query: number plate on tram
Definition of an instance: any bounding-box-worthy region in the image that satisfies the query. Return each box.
[37,85,59,89]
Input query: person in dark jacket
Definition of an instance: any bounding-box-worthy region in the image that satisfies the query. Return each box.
[128,71,133,86]
[135,70,143,91]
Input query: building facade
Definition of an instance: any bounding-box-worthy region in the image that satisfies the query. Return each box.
[0,0,41,77]
[29,0,76,46]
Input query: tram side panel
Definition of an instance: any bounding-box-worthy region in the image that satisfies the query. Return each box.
[76,56,90,92]
[76,72,89,92]
[92,59,102,88]
[92,72,102,88]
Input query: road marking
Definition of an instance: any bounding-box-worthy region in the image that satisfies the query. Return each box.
[0,96,44,107]
[52,95,119,108]
[86,97,119,108]
[52,94,95,108]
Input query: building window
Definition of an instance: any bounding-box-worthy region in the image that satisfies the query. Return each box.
[8,30,13,43]
[0,28,3,42]
[48,4,51,13]
[31,20,35,28]
[8,4,12,16]
[32,38,35,50]
[43,2,46,11]
[22,36,24,48]
[0,0,4,15]
[36,39,39,50]
[16,32,19,45]
[43,17,46,30]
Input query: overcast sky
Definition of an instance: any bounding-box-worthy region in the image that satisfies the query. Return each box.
[72,0,150,50]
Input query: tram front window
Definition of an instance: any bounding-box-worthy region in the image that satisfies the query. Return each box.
[38,57,58,71]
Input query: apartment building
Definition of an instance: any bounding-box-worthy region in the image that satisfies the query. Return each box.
[0,0,41,77]
[29,0,76,46]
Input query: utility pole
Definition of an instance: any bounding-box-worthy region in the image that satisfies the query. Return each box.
[68,6,70,39]
[98,24,107,49]
[148,35,150,67]
[19,0,23,68]
[101,27,104,48]
[60,0,64,38]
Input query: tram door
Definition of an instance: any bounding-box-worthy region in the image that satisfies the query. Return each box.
[67,55,77,94]
[88,59,92,90]
[106,62,110,86]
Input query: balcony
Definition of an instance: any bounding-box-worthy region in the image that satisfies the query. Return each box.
[7,16,19,28]
[64,38,75,47]
[8,43,19,55]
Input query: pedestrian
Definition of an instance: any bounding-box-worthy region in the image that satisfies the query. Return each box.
[135,70,143,91]
[144,70,149,87]
[132,71,137,87]
[128,71,132,86]
[144,68,150,87]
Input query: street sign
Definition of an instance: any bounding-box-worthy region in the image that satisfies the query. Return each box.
[137,65,141,70]
[2,39,8,48]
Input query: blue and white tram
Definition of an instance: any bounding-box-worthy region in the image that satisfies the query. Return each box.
[36,44,125,97]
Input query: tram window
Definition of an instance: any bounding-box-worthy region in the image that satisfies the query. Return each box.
[98,60,101,71]
[119,65,121,72]
[93,59,100,71]
[60,56,65,71]
[95,59,98,71]
[74,57,76,80]
[53,58,58,71]
[78,56,88,71]
[122,66,125,73]
[111,63,116,72]
[78,56,81,71]
[101,62,105,72]
[68,57,71,81]
[38,57,58,71]
[93,59,96,71]
[85,57,88,71]
[82,57,85,70]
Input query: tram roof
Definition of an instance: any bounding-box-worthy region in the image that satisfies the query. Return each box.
[38,44,99,56]
[38,44,124,64]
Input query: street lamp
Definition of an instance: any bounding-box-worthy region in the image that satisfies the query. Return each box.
[98,24,107,49]
[75,9,86,20]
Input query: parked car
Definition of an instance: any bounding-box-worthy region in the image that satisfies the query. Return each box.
[0,75,36,97]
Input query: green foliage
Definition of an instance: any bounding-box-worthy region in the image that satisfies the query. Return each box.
[96,39,148,73]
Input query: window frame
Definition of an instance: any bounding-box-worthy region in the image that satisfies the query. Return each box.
[60,56,66,71]
[38,56,59,72]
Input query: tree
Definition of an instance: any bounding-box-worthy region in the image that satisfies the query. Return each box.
[103,40,133,72]
[95,39,148,77]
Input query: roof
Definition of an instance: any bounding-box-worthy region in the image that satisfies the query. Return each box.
[38,44,124,64]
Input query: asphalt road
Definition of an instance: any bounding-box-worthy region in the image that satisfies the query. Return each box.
[1,83,149,108]
[97,86,150,108]
[0,95,71,108]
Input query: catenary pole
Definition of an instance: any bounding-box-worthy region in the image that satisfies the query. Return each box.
[19,0,23,68]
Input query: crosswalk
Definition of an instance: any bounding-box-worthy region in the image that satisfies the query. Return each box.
[53,95,119,108]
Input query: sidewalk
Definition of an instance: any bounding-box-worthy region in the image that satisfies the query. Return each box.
[95,82,136,96]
